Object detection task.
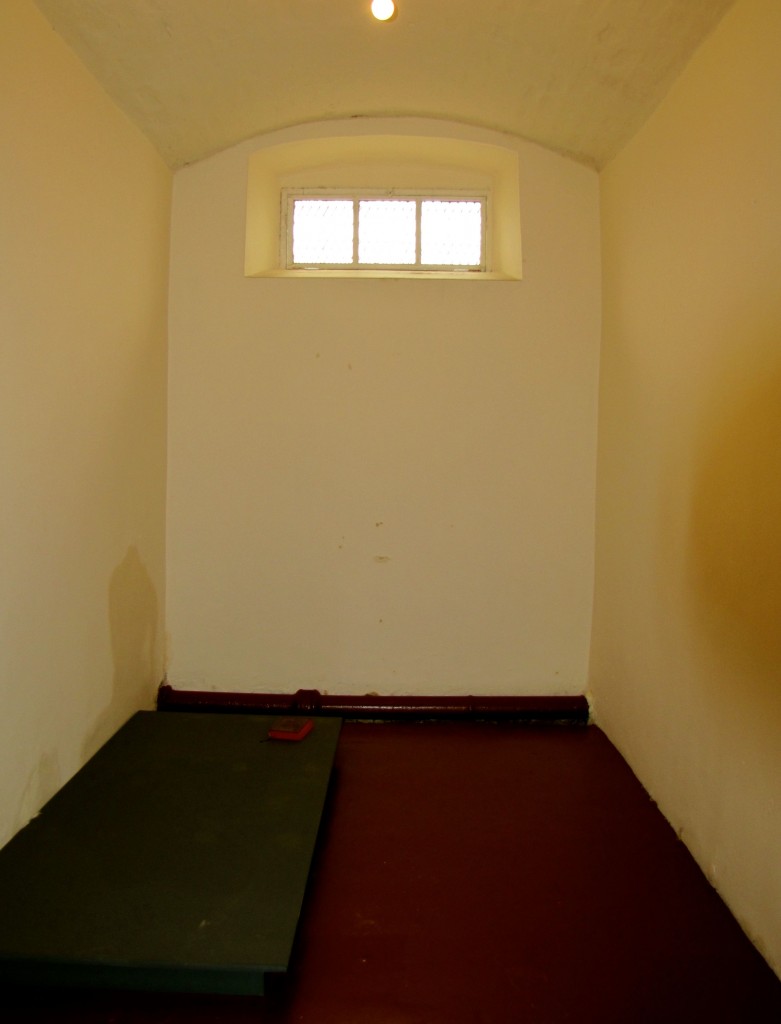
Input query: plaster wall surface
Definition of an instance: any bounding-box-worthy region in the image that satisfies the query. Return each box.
[0,0,171,846]
[593,0,781,976]
[166,119,601,697]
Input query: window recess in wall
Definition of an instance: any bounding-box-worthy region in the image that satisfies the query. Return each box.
[282,190,487,273]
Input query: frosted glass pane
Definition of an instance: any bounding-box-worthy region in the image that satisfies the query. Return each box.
[421,200,482,266]
[292,200,354,264]
[358,201,416,265]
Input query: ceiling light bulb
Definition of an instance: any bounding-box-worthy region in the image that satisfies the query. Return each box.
[371,0,396,22]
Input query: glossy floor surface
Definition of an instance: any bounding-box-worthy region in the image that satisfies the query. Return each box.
[15,723,781,1022]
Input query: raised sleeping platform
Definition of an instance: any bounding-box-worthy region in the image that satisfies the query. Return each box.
[0,711,341,996]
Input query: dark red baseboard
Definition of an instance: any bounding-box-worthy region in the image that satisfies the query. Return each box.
[157,684,589,724]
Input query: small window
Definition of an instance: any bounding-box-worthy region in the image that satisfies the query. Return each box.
[283,190,487,272]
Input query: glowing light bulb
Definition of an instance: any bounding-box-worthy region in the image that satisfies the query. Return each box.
[371,0,396,22]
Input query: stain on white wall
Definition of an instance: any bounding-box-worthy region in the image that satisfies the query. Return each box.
[593,0,781,978]
[0,0,170,847]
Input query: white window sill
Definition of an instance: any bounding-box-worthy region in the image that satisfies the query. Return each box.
[253,269,520,281]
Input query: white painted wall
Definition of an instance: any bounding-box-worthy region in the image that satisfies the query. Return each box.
[593,0,781,976]
[167,120,601,696]
[0,0,171,847]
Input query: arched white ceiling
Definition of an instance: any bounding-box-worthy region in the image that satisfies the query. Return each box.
[33,0,734,170]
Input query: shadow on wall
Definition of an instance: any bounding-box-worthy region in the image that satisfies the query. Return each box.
[12,750,61,838]
[688,358,781,688]
[84,546,159,761]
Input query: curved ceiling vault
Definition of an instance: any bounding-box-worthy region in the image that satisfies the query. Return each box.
[34,0,735,170]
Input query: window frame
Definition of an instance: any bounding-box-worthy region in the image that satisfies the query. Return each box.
[281,188,489,274]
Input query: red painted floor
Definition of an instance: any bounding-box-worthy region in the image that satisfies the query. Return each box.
[17,723,781,1022]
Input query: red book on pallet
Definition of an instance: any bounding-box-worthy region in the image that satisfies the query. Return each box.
[268,717,314,742]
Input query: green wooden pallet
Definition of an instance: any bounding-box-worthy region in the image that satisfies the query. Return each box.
[0,711,341,995]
